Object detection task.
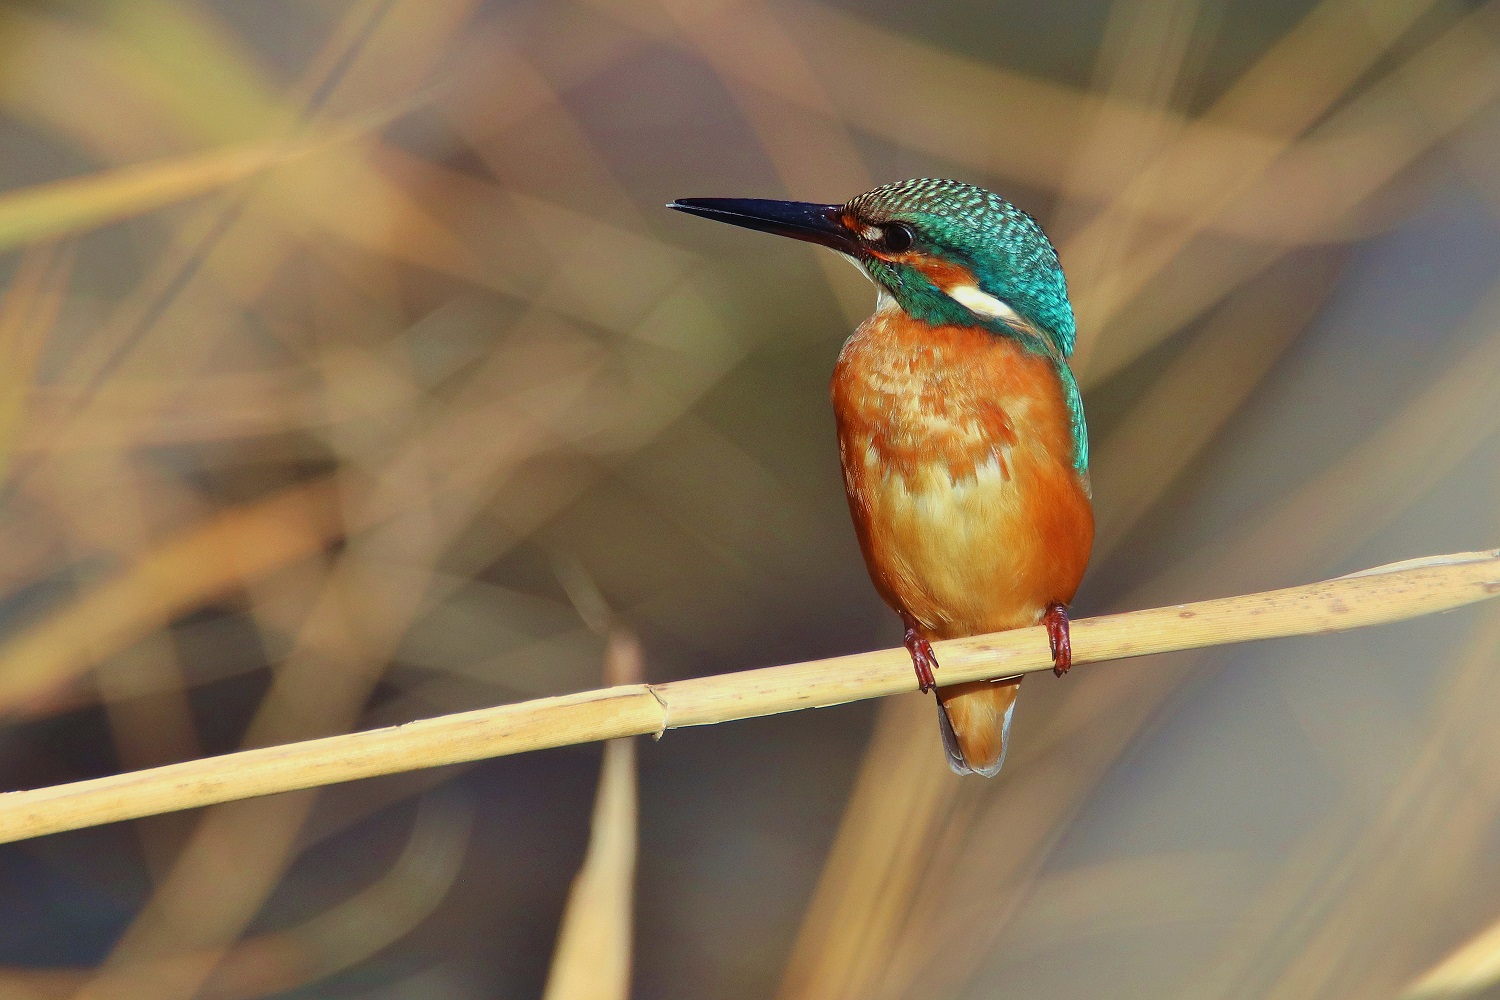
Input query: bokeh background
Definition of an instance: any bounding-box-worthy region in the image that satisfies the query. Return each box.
[0,0,1498,997]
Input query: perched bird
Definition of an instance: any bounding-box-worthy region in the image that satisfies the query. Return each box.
[669,179,1092,776]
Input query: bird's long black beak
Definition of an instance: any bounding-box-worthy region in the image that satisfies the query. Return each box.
[668,198,858,254]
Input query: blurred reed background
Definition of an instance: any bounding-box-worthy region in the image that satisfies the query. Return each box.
[0,0,1498,997]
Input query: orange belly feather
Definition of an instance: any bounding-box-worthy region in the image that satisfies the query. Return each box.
[831,306,1094,773]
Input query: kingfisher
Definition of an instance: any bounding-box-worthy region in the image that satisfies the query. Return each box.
[670,179,1092,776]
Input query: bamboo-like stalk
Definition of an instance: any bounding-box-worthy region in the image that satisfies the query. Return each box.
[0,549,1495,845]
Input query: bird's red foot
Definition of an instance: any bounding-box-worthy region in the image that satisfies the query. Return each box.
[900,611,938,693]
[1043,602,1072,677]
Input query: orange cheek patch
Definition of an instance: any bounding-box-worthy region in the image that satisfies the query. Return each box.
[907,256,978,293]
[872,251,984,300]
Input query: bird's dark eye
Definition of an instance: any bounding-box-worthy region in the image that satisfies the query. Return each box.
[880,222,915,253]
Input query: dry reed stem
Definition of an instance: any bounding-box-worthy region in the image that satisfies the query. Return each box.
[0,550,1494,845]
[542,629,642,1000]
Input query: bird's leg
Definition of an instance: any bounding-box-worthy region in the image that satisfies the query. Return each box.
[899,610,938,694]
[1043,602,1072,677]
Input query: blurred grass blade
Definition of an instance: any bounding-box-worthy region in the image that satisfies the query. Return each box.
[777,694,965,1000]
[1089,249,1342,555]
[217,794,474,996]
[1400,903,1500,996]
[98,0,290,143]
[0,139,311,253]
[1071,0,1481,375]
[543,737,638,1000]
[0,243,71,481]
[543,629,642,1000]
[0,479,341,716]
[0,794,472,1000]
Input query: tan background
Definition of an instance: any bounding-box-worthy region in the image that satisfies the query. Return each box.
[0,1,1498,998]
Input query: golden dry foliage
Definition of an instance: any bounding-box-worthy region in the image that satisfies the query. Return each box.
[0,0,1496,997]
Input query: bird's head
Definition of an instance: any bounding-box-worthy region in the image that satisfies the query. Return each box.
[670,178,1075,360]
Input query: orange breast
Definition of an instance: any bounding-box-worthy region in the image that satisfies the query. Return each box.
[831,307,1093,640]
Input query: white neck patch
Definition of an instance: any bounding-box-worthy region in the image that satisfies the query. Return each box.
[946,284,1022,324]
[839,254,1023,326]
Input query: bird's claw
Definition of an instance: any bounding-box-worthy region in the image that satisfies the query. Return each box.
[1043,602,1072,677]
[901,612,938,693]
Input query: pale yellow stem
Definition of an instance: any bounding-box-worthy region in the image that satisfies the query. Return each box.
[0,549,1494,845]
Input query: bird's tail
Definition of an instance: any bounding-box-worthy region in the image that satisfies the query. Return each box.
[936,676,1022,777]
